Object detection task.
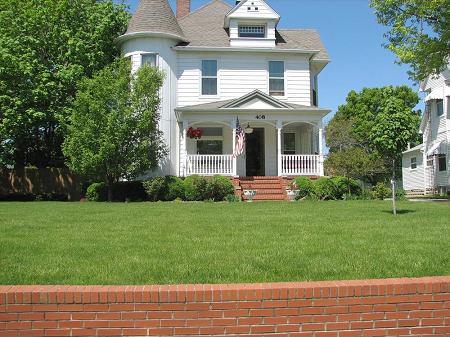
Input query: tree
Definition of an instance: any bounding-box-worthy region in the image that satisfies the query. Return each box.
[0,0,130,168]
[371,0,450,82]
[63,58,167,201]
[326,86,421,187]
[370,97,421,215]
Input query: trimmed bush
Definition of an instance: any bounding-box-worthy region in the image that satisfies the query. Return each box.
[0,193,37,202]
[292,177,314,199]
[205,176,235,201]
[143,177,168,202]
[331,176,361,199]
[184,175,208,201]
[86,182,107,201]
[313,177,337,200]
[372,182,392,200]
[167,177,185,201]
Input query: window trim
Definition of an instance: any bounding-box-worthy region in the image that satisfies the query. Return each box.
[140,53,158,67]
[200,59,219,97]
[268,60,286,97]
[410,157,417,170]
[438,154,447,172]
[238,25,266,39]
[426,155,434,167]
[436,99,444,117]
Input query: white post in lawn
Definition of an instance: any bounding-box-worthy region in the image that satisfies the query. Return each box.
[318,126,324,176]
[231,119,237,176]
[277,120,283,176]
[181,120,188,177]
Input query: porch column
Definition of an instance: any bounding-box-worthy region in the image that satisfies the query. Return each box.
[181,120,188,177]
[231,119,237,176]
[277,120,283,176]
[318,126,324,176]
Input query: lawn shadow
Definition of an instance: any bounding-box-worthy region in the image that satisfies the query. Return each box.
[381,209,416,215]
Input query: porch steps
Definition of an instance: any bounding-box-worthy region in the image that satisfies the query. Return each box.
[238,177,287,201]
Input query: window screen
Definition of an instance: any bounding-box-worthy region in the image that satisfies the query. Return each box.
[269,61,285,96]
[202,60,217,95]
[410,157,417,169]
[141,54,156,67]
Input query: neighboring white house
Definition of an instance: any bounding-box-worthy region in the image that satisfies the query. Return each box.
[402,66,450,195]
[117,0,330,178]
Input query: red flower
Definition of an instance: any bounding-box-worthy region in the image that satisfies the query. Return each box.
[187,127,203,139]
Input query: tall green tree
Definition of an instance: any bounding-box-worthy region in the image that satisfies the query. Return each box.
[63,58,166,202]
[371,0,450,81]
[326,86,421,186]
[0,0,130,168]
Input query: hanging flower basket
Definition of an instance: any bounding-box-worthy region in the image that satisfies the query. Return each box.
[187,127,203,139]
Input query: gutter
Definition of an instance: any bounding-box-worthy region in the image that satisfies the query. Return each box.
[172,46,320,56]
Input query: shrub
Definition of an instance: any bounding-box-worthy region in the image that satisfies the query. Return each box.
[86,182,107,201]
[292,177,314,199]
[331,176,362,199]
[143,177,168,202]
[0,193,36,202]
[313,177,337,200]
[372,182,392,200]
[205,176,235,201]
[225,194,241,202]
[184,175,208,201]
[395,188,407,201]
[112,181,147,202]
[167,177,185,201]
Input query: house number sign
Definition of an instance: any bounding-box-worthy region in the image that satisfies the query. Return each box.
[255,115,266,120]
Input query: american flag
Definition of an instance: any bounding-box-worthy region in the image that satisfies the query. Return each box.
[233,117,245,158]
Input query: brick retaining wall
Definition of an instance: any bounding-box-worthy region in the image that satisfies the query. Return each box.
[0,277,449,336]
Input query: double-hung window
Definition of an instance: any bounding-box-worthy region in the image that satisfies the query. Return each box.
[201,60,218,96]
[141,53,156,67]
[269,61,285,96]
[238,25,265,38]
[426,155,434,167]
[438,154,447,172]
[436,99,444,117]
[410,157,417,170]
[283,133,296,155]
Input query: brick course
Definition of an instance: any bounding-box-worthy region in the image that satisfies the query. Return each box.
[0,277,449,336]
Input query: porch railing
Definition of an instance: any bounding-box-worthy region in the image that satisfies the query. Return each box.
[186,155,234,176]
[281,154,322,176]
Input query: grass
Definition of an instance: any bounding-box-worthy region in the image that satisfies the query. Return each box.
[0,200,449,285]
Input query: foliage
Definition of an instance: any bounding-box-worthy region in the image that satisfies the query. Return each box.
[205,176,235,202]
[0,192,68,202]
[184,175,208,201]
[63,58,166,201]
[370,0,450,81]
[167,177,185,201]
[372,182,392,200]
[292,177,314,199]
[224,194,241,202]
[0,0,130,167]
[331,176,361,199]
[313,177,337,200]
[326,86,421,185]
[86,183,107,202]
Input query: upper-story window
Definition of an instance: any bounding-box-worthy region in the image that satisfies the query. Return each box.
[238,25,266,38]
[141,53,156,67]
[201,60,217,96]
[269,61,285,96]
[436,99,444,116]
[410,157,417,170]
[438,154,447,172]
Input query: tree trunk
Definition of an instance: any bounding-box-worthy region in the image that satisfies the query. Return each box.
[391,158,397,216]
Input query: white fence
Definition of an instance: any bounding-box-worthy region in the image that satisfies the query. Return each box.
[281,155,322,176]
[186,155,234,176]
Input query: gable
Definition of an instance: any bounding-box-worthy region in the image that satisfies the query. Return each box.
[225,0,280,27]
[221,90,291,109]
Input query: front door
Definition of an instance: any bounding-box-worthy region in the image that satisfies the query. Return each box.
[246,128,265,176]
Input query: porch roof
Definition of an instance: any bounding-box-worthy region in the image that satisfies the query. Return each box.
[175,90,331,116]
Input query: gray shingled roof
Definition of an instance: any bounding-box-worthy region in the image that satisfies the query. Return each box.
[178,0,329,61]
[125,0,186,40]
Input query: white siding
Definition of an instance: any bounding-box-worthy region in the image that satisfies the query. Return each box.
[229,0,278,18]
[177,52,311,107]
[402,151,424,191]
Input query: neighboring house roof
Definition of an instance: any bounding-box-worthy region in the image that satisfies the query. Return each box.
[122,0,186,41]
[402,143,424,154]
[177,0,329,61]
[176,89,330,114]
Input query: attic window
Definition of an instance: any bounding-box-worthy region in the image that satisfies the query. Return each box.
[239,25,265,38]
[247,2,259,11]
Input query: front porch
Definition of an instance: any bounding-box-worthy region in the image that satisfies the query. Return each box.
[176,90,329,178]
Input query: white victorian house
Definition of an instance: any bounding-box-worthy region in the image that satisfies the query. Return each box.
[402,66,450,195]
[117,0,330,180]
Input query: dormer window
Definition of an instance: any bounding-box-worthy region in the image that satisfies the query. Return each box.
[238,25,266,38]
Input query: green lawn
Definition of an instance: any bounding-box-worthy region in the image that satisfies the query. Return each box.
[0,201,449,285]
